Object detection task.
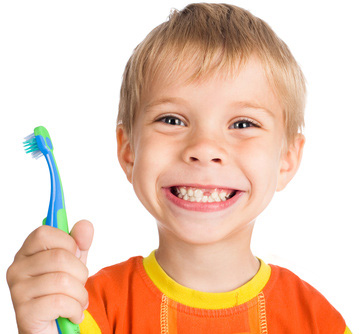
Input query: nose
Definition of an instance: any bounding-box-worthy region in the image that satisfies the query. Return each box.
[181,131,227,166]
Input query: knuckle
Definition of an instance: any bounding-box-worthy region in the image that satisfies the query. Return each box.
[51,249,68,264]
[32,225,51,241]
[6,264,15,286]
[79,265,89,285]
[54,272,71,290]
[52,294,66,309]
[84,265,89,280]
[6,261,22,288]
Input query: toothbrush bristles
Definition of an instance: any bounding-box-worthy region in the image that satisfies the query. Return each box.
[23,133,43,159]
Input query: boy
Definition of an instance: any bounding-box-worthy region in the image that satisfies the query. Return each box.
[7,3,351,333]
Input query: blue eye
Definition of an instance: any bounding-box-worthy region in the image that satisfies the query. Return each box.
[157,116,185,126]
[230,119,259,129]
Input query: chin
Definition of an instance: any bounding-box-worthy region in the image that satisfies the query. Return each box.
[160,218,236,246]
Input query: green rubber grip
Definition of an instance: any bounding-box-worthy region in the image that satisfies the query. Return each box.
[57,208,69,234]
[57,317,81,334]
[42,209,69,233]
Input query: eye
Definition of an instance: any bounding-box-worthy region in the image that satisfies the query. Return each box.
[156,115,186,126]
[230,118,260,129]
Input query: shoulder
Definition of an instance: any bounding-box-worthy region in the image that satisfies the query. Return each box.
[90,255,141,279]
[85,255,143,297]
[266,264,334,304]
[264,264,346,333]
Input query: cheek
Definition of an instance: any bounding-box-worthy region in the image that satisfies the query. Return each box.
[132,138,155,184]
[131,133,171,202]
[236,138,281,193]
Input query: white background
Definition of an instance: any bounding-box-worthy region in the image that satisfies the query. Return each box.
[1,0,358,332]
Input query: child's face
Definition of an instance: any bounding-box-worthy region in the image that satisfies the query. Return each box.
[117,56,304,245]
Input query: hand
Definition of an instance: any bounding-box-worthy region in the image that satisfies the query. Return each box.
[6,220,94,334]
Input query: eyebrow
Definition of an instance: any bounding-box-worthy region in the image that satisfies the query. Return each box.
[144,97,275,117]
[229,101,275,118]
[144,97,189,111]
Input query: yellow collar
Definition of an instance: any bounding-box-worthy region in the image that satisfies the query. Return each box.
[143,250,271,309]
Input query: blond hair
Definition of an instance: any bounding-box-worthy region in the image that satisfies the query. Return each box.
[117,3,306,147]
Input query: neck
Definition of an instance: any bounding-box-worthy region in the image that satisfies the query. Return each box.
[155,222,259,293]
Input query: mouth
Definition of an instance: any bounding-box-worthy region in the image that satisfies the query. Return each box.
[170,186,237,203]
[163,185,242,212]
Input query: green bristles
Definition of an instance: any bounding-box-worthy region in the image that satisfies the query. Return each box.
[23,133,43,159]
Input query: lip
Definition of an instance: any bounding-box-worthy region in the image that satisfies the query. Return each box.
[163,187,243,212]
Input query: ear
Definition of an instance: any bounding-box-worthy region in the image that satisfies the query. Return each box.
[276,134,305,191]
[116,124,134,183]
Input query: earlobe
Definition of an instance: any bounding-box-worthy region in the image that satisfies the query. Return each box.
[116,125,134,183]
[276,134,305,191]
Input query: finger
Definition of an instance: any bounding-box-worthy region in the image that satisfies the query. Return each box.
[16,248,89,284]
[18,294,85,325]
[70,220,94,265]
[11,272,88,308]
[17,225,79,259]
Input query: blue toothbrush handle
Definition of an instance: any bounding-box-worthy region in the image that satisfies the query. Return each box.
[41,147,81,332]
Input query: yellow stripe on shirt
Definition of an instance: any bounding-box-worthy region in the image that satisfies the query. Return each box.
[79,310,102,334]
[143,250,271,309]
[344,326,352,334]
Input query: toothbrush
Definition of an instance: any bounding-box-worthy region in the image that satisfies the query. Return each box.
[23,126,80,334]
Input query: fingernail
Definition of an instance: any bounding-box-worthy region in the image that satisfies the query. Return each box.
[76,247,81,258]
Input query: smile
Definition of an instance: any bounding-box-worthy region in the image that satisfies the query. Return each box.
[164,185,243,212]
[170,186,236,203]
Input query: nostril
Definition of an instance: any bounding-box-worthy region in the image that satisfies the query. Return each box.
[189,157,221,163]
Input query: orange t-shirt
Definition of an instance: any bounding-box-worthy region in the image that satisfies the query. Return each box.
[79,251,351,333]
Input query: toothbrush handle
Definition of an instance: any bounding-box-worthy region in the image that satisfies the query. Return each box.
[42,152,81,334]
[43,217,81,334]
[56,318,81,334]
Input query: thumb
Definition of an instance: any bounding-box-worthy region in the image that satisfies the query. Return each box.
[70,219,94,265]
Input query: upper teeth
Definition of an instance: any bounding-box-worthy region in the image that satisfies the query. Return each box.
[173,186,235,202]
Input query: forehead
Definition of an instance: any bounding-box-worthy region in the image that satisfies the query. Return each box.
[141,56,282,118]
